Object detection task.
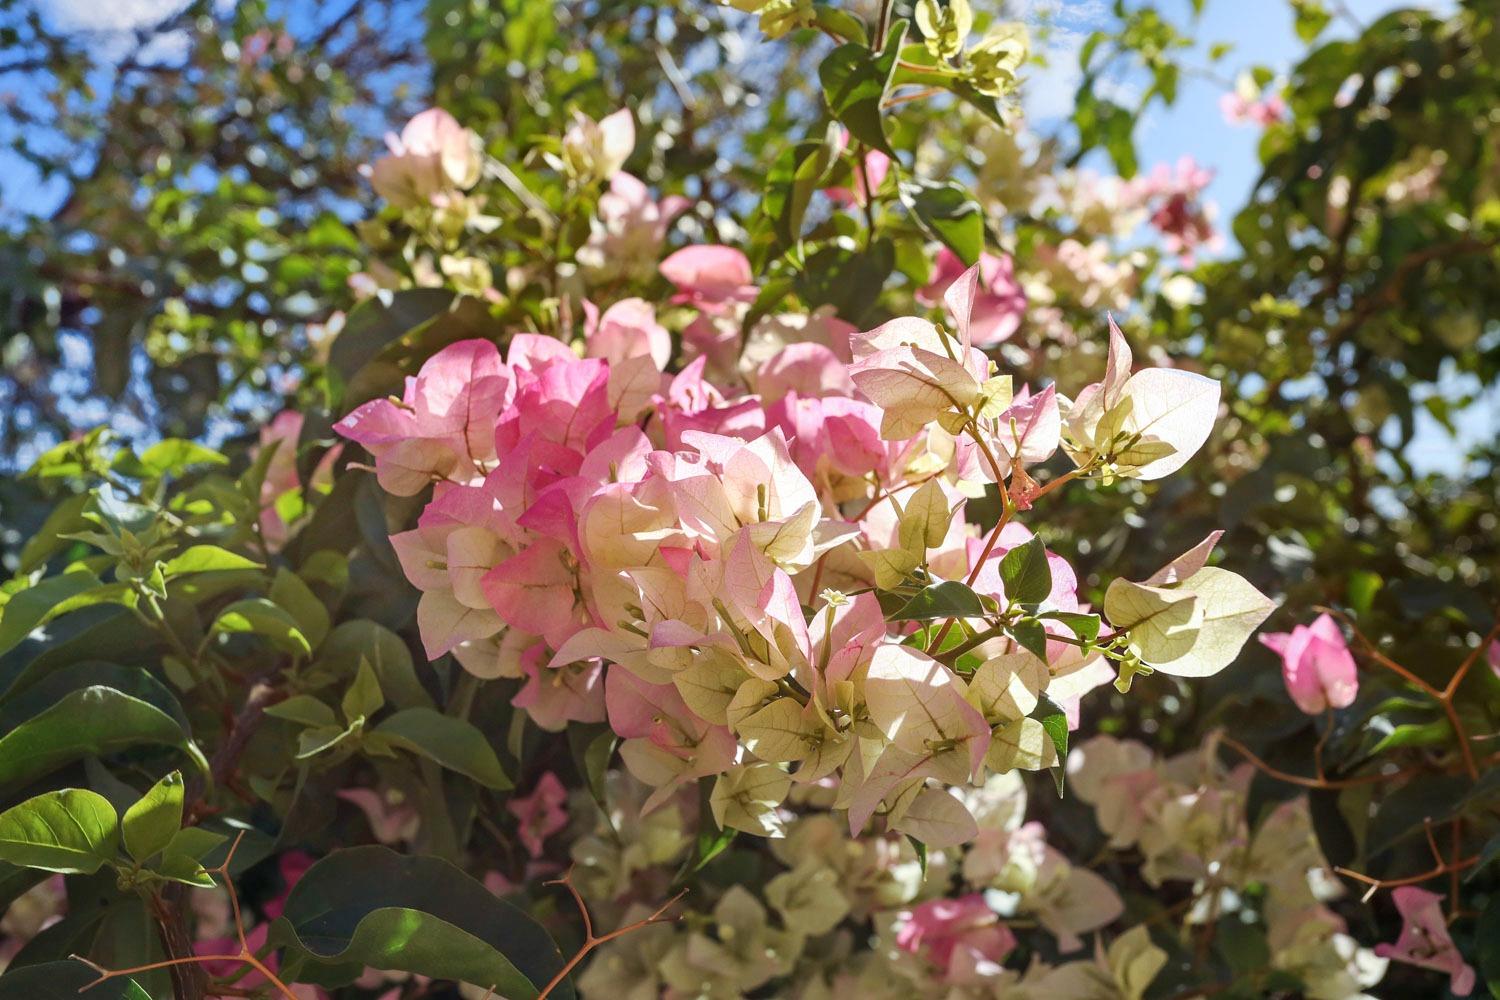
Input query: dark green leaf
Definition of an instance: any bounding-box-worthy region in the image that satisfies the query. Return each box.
[0,961,150,1000]
[273,846,571,998]
[818,24,906,156]
[1466,832,1500,884]
[374,708,512,789]
[999,537,1051,606]
[0,572,109,659]
[907,834,928,880]
[211,598,311,656]
[0,863,45,914]
[1029,695,1068,794]
[888,581,988,622]
[326,289,455,402]
[0,676,206,789]
[1037,611,1101,644]
[899,179,985,265]
[319,621,432,710]
[794,237,895,325]
[1477,892,1500,1000]
[567,724,615,808]
[1007,619,1050,663]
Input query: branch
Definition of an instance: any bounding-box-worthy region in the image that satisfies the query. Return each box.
[522,869,687,1000]
[72,832,300,1000]
[1315,606,1480,780]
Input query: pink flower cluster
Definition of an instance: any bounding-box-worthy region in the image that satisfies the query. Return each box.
[1220,89,1287,127]
[335,254,1235,844]
[895,895,1017,984]
[1128,156,1222,264]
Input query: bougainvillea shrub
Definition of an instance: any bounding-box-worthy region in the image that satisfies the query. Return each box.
[1,2,1497,999]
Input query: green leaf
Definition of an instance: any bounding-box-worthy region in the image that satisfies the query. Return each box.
[162,826,227,863]
[272,846,571,997]
[818,23,907,156]
[270,568,331,649]
[812,4,868,44]
[1465,832,1500,884]
[1477,892,1500,999]
[0,676,207,789]
[1030,695,1069,794]
[265,695,340,729]
[899,179,985,265]
[320,621,432,710]
[133,440,227,478]
[122,771,183,863]
[342,659,385,724]
[0,571,107,659]
[296,723,360,760]
[153,853,216,888]
[1007,619,1050,662]
[1038,610,1101,644]
[326,289,456,406]
[373,708,511,789]
[999,537,1052,606]
[0,961,151,1000]
[693,824,737,872]
[211,598,312,656]
[1367,717,1451,755]
[0,789,118,874]
[888,580,988,622]
[1294,1,1332,42]
[1073,93,1138,177]
[907,834,928,880]
[1347,569,1382,617]
[161,545,262,578]
[567,724,615,808]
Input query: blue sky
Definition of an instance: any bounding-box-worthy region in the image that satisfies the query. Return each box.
[1019,0,1429,213]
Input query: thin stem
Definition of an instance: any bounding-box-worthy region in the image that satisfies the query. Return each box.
[926,427,1015,655]
[535,870,686,1000]
[1219,734,1418,790]
[855,143,878,244]
[881,87,944,108]
[938,624,1006,663]
[1335,854,1479,903]
[873,0,894,51]
[71,831,301,1000]
[1316,606,1441,698]
[1313,707,1335,782]
[1315,606,1480,780]
[1444,620,1500,699]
